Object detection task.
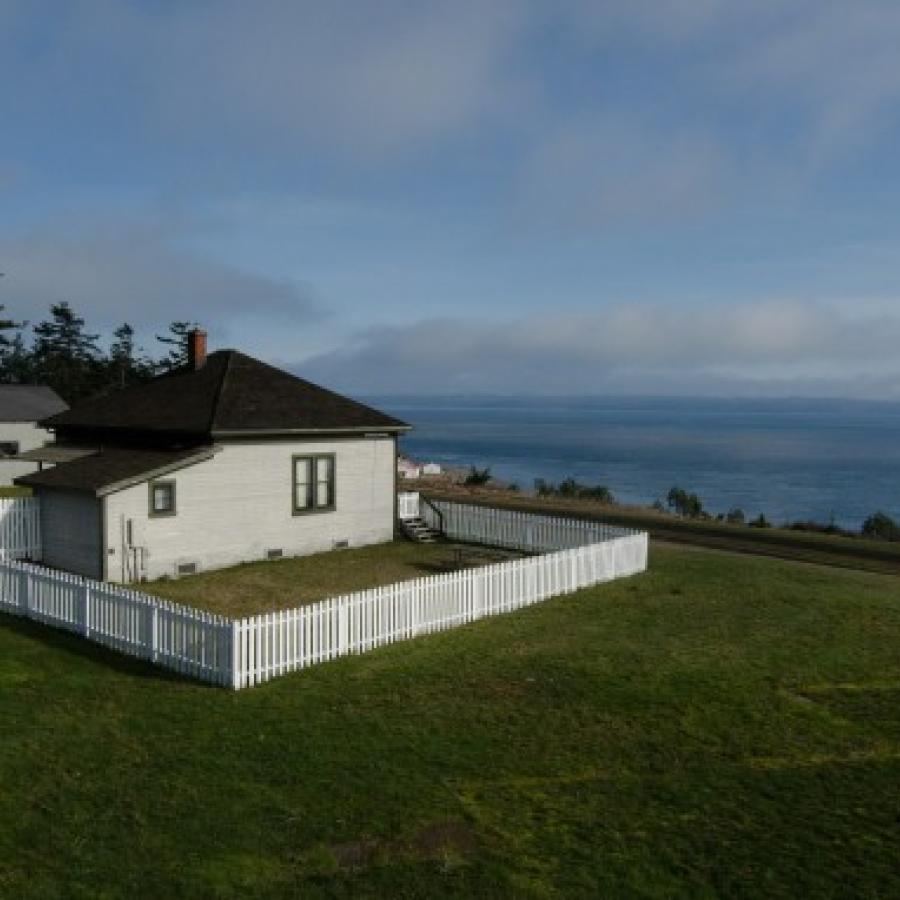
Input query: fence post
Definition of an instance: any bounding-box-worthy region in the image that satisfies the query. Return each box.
[338,598,348,655]
[151,605,159,663]
[83,580,91,638]
[230,619,241,690]
[19,567,29,615]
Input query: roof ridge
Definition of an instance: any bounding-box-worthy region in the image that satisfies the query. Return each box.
[208,349,235,432]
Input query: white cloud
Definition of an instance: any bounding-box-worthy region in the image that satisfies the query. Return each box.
[300,300,900,397]
[0,0,534,163]
[723,4,900,161]
[0,217,321,334]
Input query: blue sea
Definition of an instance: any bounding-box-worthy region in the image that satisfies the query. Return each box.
[370,396,900,530]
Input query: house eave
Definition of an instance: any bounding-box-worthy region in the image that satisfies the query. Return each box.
[95,447,221,497]
[210,425,411,438]
[21,447,222,498]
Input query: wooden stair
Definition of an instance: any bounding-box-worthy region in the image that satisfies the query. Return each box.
[400,516,442,544]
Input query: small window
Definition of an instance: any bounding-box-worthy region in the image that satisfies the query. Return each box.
[0,441,19,458]
[149,479,176,517]
[292,454,335,514]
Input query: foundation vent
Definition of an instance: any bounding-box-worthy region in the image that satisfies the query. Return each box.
[333,539,349,550]
[266,548,284,560]
[177,562,198,576]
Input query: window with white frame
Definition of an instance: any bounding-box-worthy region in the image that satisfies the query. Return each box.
[292,454,335,514]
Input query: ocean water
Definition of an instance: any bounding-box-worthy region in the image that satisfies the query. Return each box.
[370,395,900,530]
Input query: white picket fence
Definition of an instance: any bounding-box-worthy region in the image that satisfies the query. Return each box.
[231,530,647,688]
[0,497,41,560]
[0,498,648,689]
[421,497,633,551]
[0,560,233,685]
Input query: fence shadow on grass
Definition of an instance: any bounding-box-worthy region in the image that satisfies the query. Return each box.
[0,615,210,688]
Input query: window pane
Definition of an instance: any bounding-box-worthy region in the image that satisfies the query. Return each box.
[294,458,311,486]
[153,485,172,512]
[316,457,332,507]
[294,458,311,508]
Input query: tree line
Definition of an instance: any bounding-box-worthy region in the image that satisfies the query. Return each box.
[662,485,898,542]
[474,473,900,545]
[0,302,199,404]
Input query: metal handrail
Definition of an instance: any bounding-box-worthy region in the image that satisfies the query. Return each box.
[419,494,445,535]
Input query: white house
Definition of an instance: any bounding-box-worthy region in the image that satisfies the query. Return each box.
[0,385,68,485]
[17,332,410,582]
[397,457,421,479]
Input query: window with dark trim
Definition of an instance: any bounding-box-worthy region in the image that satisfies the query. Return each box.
[149,479,176,517]
[293,454,335,514]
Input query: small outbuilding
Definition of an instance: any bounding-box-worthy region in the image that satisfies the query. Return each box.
[17,332,409,582]
[0,385,68,485]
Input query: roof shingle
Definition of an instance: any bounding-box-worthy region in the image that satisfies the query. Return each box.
[0,385,68,422]
[43,350,408,436]
[16,446,217,495]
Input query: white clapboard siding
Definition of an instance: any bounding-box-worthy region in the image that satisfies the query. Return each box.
[0,498,648,689]
[0,560,233,686]
[0,497,41,561]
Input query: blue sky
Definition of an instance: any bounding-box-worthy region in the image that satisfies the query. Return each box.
[2,0,900,397]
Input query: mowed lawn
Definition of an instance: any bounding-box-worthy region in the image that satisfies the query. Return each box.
[2,546,900,898]
[135,540,489,618]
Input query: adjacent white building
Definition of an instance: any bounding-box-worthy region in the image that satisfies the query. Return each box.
[397,457,421,479]
[17,332,409,582]
[0,385,68,485]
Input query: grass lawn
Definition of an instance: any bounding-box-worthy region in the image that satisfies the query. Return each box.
[135,540,515,618]
[3,545,900,897]
[0,485,31,498]
[427,488,900,575]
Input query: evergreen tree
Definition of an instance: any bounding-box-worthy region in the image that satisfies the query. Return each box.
[0,303,21,351]
[0,331,34,384]
[108,322,153,388]
[32,302,102,402]
[0,301,28,382]
[33,301,100,360]
[155,320,198,371]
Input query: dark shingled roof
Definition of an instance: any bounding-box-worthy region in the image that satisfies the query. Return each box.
[42,350,409,436]
[16,446,216,496]
[0,385,67,422]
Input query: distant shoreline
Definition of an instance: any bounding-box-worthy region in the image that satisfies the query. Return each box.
[386,395,900,531]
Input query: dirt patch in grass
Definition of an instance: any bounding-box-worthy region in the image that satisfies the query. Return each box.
[134,540,523,618]
[328,820,478,872]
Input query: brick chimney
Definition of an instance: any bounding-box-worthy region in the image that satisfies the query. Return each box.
[187,328,207,369]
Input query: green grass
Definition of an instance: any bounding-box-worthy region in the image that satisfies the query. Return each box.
[3,545,900,897]
[428,489,900,575]
[136,541,515,618]
[0,485,31,498]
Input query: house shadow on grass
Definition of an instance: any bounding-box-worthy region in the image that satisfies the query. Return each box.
[0,615,210,688]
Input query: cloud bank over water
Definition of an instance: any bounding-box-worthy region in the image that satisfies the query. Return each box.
[301,300,900,399]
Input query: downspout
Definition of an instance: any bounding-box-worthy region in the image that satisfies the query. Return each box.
[392,434,399,539]
[99,494,107,582]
